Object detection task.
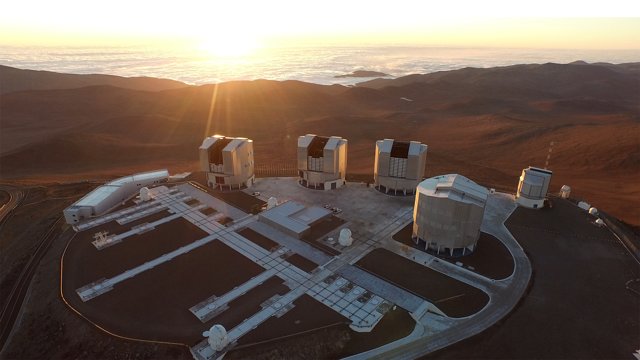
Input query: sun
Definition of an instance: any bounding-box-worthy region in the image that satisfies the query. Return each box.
[197,36,260,58]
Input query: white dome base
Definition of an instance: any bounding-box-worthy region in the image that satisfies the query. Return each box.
[203,324,229,352]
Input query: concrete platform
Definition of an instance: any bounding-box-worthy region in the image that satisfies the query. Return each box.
[63,179,535,360]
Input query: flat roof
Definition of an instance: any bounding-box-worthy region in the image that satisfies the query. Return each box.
[291,207,329,223]
[527,166,553,176]
[260,201,332,235]
[417,174,488,206]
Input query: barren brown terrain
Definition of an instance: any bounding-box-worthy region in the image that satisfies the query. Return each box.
[1,62,638,225]
[0,58,638,358]
[0,65,188,94]
[0,182,191,359]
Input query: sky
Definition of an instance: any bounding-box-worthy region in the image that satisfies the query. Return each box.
[1,0,639,52]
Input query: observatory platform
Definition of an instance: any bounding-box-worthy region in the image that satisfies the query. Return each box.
[60,176,533,360]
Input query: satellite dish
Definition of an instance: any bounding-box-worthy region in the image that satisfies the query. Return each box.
[338,228,353,247]
[202,324,228,351]
[267,197,278,209]
[139,187,151,201]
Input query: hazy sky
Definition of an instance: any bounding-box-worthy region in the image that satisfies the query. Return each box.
[1,0,639,51]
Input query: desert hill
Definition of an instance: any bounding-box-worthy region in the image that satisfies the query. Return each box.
[0,65,189,94]
[360,62,640,104]
[0,62,638,225]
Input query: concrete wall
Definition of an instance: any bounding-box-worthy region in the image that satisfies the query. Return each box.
[374,141,389,178]
[515,196,544,209]
[297,144,308,172]
[376,177,419,195]
[199,147,210,172]
[412,192,485,254]
[338,140,347,181]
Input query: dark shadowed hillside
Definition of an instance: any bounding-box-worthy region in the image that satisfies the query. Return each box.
[0,62,638,225]
[359,62,640,104]
[0,65,190,94]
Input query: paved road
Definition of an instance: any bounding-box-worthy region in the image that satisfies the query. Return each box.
[348,193,533,360]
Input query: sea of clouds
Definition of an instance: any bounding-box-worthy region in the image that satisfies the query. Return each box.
[1,46,638,85]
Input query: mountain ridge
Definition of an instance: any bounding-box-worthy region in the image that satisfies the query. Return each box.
[0,65,190,94]
[0,62,638,225]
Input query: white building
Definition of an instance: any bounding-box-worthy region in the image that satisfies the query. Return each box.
[297,134,347,190]
[63,169,169,225]
[199,135,255,190]
[516,166,552,209]
[412,174,488,257]
[259,201,333,239]
[374,139,428,195]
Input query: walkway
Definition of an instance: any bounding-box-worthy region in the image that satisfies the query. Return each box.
[248,221,333,265]
[346,192,532,360]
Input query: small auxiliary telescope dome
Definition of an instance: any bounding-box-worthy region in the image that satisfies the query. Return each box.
[338,228,353,246]
[139,187,151,201]
[560,185,571,199]
[589,207,599,216]
[203,324,229,351]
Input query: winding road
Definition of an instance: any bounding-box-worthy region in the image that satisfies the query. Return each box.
[347,193,532,360]
[0,185,54,352]
[0,186,26,228]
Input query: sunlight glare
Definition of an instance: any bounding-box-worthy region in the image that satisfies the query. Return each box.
[198,35,260,58]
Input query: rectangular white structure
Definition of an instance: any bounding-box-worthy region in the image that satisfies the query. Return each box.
[63,169,169,225]
[199,135,255,190]
[515,166,552,209]
[297,134,347,190]
[258,201,332,239]
[374,139,428,195]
